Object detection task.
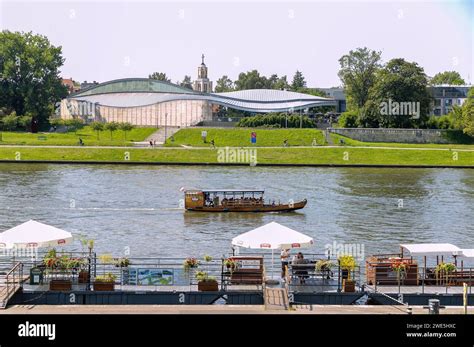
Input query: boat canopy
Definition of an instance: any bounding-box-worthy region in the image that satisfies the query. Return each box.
[186,189,265,194]
[400,243,461,257]
[459,249,474,258]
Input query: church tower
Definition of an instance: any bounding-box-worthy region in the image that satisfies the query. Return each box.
[193,54,213,93]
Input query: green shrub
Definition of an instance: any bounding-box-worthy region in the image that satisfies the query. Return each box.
[2,112,18,131]
[18,114,33,130]
[237,113,315,128]
[338,110,359,128]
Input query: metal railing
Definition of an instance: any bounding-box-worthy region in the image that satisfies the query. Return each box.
[0,262,23,309]
[366,257,474,294]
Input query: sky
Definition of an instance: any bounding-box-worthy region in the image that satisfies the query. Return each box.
[0,0,472,87]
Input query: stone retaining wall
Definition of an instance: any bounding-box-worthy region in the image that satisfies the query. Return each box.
[329,128,450,144]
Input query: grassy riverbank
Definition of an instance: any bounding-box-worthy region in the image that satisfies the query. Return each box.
[0,126,156,146]
[167,128,474,150]
[0,146,473,166]
[165,128,327,147]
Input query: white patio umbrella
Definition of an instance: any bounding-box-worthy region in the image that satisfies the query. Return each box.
[231,221,314,279]
[0,220,73,249]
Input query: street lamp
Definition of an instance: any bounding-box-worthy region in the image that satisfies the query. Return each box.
[165,113,168,140]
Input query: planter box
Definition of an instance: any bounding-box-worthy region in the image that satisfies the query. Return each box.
[78,271,90,284]
[198,281,218,291]
[49,280,72,291]
[93,281,115,291]
[342,279,355,293]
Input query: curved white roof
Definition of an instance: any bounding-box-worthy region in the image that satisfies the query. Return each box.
[215,89,329,102]
[69,78,336,112]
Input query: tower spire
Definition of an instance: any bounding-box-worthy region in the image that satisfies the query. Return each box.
[201,53,205,65]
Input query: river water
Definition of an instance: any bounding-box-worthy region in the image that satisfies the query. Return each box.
[0,164,473,263]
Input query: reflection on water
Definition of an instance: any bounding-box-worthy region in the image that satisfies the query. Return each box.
[0,164,473,264]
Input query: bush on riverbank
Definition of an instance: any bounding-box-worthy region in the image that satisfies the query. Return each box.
[237,113,316,128]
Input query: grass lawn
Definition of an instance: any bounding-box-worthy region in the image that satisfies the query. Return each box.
[0,126,156,146]
[0,146,472,166]
[165,128,327,147]
[330,133,474,150]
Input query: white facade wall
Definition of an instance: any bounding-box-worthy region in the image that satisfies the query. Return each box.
[60,99,212,126]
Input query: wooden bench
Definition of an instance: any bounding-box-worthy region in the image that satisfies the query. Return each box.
[223,256,264,285]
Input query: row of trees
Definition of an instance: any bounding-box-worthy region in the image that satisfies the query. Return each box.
[214,70,319,94]
[149,69,326,96]
[89,121,135,139]
[50,118,135,139]
[337,47,473,135]
[149,72,193,90]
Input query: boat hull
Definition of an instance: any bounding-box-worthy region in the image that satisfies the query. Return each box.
[185,199,307,212]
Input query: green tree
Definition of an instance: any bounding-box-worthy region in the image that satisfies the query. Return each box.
[104,121,119,140]
[291,70,306,91]
[90,121,104,139]
[63,118,84,134]
[214,75,234,92]
[296,88,327,97]
[461,87,474,136]
[18,114,33,130]
[273,75,290,90]
[430,71,465,85]
[234,70,268,90]
[2,112,18,130]
[0,31,68,126]
[338,110,359,128]
[48,117,64,128]
[369,58,432,128]
[179,75,193,89]
[338,47,382,110]
[148,72,170,82]
[119,122,134,139]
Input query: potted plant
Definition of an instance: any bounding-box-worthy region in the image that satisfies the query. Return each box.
[391,259,410,291]
[44,250,73,291]
[93,273,117,291]
[183,257,200,271]
[338,255,357,292]
[78,237,94,284]
[77,258,90,284]
[195,271,218,291]
[223,258,238,272]
[435,262,456,286]
[114,257,130,268]
[315,259,335,279]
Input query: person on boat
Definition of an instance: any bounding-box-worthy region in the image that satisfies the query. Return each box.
[292,252,308,284]
[281,248,290,279]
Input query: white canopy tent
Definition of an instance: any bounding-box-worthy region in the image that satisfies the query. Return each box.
[400,243,461,257]
[457,249,474,271]
[231,221,314,279]
[0,220,73,249]
[401,243,463,277]
[459,249,474,259]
